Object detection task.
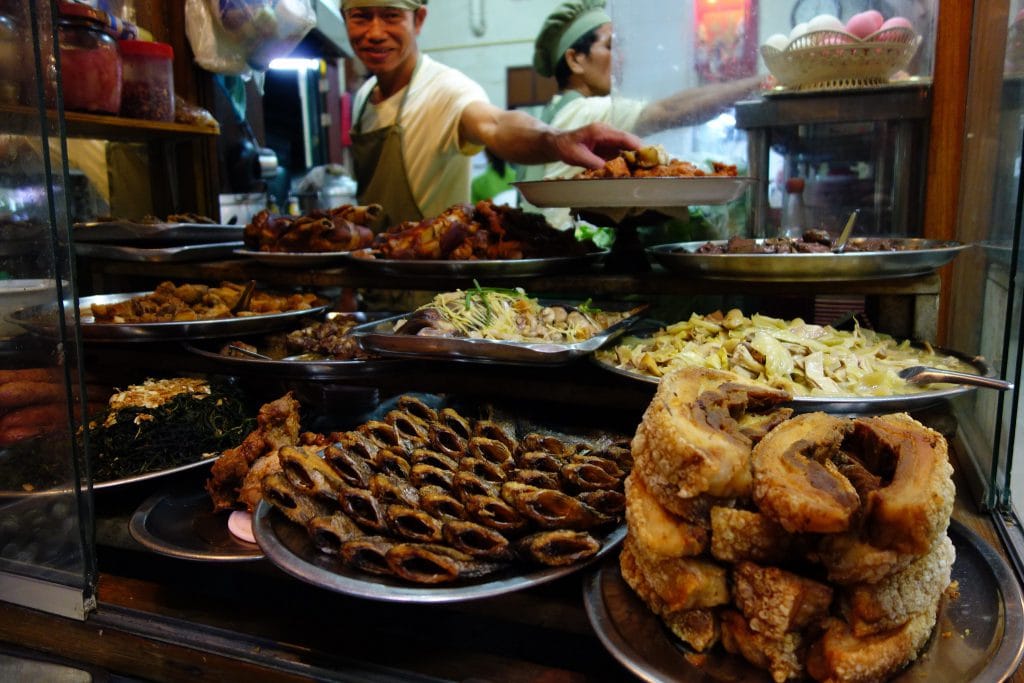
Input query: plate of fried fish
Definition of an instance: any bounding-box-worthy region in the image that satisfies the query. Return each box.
[251,393,632,602]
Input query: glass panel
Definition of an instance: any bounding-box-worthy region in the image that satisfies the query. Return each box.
[0,0,95,615]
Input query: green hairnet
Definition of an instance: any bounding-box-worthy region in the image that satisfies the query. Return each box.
[533,0,610,78]
[342,0,427,11]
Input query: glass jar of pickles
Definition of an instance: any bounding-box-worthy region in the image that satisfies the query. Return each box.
[57,1,121,114]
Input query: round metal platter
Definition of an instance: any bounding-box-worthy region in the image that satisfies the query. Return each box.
[514,177,756,208]
[647,239,968,281]
[253,499,624,604]
[590,347,992,414]
[340,250,607,278]
[232,249,352,267]
[582,518,1024,683]
[184,339,405,379]
[8,292,330,342]
[129,488,263,562]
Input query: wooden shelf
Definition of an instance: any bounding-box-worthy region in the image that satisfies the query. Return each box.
[0,104,219,142]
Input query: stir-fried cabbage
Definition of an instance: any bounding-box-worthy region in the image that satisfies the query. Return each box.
[596,309,979,397]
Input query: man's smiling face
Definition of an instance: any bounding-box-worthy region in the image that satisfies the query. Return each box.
[344,6,425,77]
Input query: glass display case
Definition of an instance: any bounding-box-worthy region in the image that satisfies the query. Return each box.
[0,0,95,619]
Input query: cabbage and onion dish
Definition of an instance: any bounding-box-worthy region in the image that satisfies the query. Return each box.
[595,309,980,397]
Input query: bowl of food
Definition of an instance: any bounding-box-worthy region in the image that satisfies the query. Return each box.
[0,278,61,338]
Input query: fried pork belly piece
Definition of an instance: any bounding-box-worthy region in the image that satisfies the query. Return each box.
[805,607,940,683]
[720,610,806,683]
[710,506,797,565]
[843,533,955,637]
[751,412,859,534]
[624,536,730,612]
[851,413,955,556]
[815,532,918,586]
[620,540,719,652]
[732,562,833,640]
[631,368,792,507]
[207,392,302,511]
[626,474,708,559]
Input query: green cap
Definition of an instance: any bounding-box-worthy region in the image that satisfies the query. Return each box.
[342,0,427,11]
[533,0,610,78]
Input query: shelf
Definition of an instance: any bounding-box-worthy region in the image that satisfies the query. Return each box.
[0,104,219,142]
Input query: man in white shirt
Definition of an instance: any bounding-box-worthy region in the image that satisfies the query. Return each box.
[342,0,643,227]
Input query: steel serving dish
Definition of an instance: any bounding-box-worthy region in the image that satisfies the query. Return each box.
[74,241,244,262]
[349,301,648,365]
[8,292,330,342]
[73,220,243,244]
[341,250,607,278]
[583,518,1024,682]
[514,176,756,208]
[647,239,968,281]
[231,249,353,267]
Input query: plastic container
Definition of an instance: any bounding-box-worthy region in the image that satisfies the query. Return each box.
[780,177,810,238]
[57,1,121,114]
[118,39,174,121]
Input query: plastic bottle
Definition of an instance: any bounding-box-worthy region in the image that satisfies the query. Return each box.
[780,177,810,238]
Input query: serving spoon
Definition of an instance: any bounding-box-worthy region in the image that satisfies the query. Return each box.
[898,366,1014,391]
[832,210,859,253]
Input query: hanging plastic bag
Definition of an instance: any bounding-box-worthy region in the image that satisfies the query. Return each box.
[185,0,317,75]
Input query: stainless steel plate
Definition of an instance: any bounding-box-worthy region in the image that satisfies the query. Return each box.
[341,250,607,278]
[647,239,968,281]
[73,221,243,244]
[74,241,244,262]
[583,519,1024,682]
[254,500,624,604]
[9,292,330,342]
[129,488,263,562]
[514,177,756,208]
[591,346,992,414]
[185,340,405,379]
[349,301,647,365]
[232,249,352,267]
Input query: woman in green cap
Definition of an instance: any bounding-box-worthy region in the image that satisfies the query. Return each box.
[341,0,642,228]
[519,0,763,228]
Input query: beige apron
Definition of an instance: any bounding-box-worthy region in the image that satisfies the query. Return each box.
[516,90,583,183]
[350,59,423,228]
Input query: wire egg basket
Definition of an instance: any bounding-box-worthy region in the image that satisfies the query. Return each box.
[761,27,921,91]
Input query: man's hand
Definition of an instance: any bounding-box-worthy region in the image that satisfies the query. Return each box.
[551,122,643,170]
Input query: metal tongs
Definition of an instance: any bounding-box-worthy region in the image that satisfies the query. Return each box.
[230,280,256,315]
[898,366,1014,391]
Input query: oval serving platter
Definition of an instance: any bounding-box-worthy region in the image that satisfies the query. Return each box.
[647,239,968,281]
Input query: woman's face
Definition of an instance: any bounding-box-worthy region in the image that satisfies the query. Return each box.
[345,6,425,77]
[574,23,613,96]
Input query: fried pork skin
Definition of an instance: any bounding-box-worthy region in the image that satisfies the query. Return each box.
[625,536,730,612]
[620,540,720,652]
[732,562,833,640]
[709,506,798,565]
[632,368,791,506]
[843,533,955,637]
[853,414,955,556]
[751,412,859,534]
[720,609,805,683]
[626,474,708,559]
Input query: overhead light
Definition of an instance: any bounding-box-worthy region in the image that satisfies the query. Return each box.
[268,58,322,71]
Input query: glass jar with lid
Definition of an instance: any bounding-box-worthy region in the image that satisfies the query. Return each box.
[118,40,174,121]
[57,1,121,114]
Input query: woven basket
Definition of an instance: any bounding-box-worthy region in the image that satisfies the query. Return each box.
[761,27,921,91]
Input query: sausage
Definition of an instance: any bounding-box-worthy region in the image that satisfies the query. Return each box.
[0,382,66,409]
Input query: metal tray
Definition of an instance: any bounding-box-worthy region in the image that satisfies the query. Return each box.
[592,344,993,414]
[647,239,968,281]
[583,519,1024,682]
[341,249,607,278]
[349,301,648,365]
[73,221,243,244]
[8,292,330,342]
[185,340,405,380]
[232,249,352,267]
[514,176,755,208]
[254,500,624,604]
[129,488,263,562]
[74,241,244,262]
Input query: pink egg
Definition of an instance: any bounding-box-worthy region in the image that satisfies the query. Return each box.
[845,10,884,39]
[877,16,914,41]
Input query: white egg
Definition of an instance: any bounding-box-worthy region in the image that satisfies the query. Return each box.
[807,14,844,33]
[789,22,809,41]
[228,510,256,544]
[764,33,790,51]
